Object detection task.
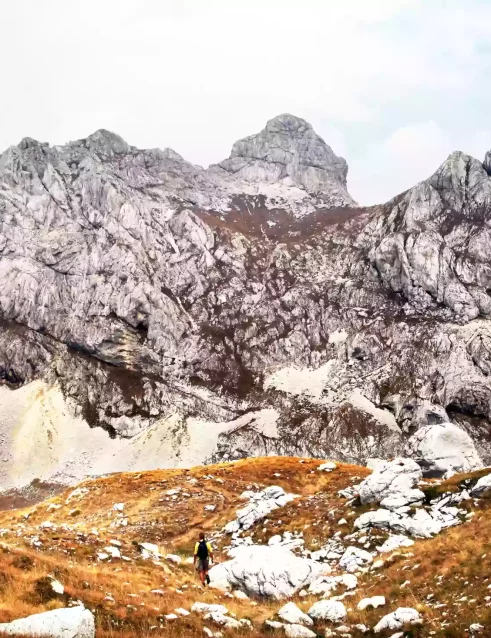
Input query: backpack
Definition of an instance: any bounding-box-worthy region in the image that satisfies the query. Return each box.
[197,540,209,559]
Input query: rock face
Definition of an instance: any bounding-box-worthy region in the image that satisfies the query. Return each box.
[1,115,491,487]
[217,114,352,205]
[407,422,483,477]
[0,606,95,638]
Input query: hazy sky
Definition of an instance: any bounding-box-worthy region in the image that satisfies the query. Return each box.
[3,0,491,205]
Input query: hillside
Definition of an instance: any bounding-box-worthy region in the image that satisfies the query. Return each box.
[0,457,490,637]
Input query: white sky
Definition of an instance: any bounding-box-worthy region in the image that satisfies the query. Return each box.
[3,0,491,205]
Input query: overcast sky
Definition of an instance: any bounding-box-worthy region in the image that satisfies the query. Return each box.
[3,0,491,205]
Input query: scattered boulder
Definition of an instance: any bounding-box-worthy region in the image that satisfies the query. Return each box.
[355,507,444,538]
[191,603,229,615]
[469,623,485,634]
[209,545,325,599]
[356,458,423,505]
[471,473,491,497]
[338,547,373,572]
[357,596,385,610]
[277,602,313,626]
[138,542,160,560]
[104,546,121,559]
[308,600,347,623]
[284,624,316,638]
[318,462,337,472]
[0,606,95,638]
[376,535,414,553]
[407,423,483,477]
[308,574,357,596]
[203,612,242,629]
[224,486,296,533]
[374,607,421,633]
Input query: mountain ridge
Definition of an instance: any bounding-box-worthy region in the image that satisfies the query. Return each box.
[1,114,491,490]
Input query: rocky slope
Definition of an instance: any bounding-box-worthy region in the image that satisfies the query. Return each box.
[1,114,491,488]
[0,457,490,637]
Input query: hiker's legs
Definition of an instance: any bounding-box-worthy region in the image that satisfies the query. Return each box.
[199,568,206,585]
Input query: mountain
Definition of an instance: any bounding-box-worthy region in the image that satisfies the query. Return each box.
[0,114,491,489]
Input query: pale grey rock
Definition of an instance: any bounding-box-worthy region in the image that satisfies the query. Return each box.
[318,462,337,472]
[216,114,353,206]
[356,458,423,505]
[354,507,445,538]
[338,546,373,573]
[0,607,94,638]
[407,422,483,477]
[357,596,385,611]
[376,535,414,553]
[2,120,491,485]
[308,574,357,596]
[307,600,347,623]
[209,545,326,599]
[284,624,317,638]
[470,472,491,496]
[277,603,313,626]
[191,603,229,615]
[224,486,296,533]
[373,607,421,633]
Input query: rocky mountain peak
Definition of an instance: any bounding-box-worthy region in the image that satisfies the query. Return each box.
[75,129,130,157]
[217,113,352,201]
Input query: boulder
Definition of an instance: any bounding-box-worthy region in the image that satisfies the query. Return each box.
[209,545,326,599]
[354,508,443,538]
[374,607,421,633]
[308,600,347,623]
[224,486,296,533]
[338,547,373,573]
[0,606,95,638]
[138,542,160,559]
[376,535,414,553]
[357,596,385,610]
[471,473,491,496]
[191,603,229,615]
[308,574,357,595]
[407,423,483,477]
[284,625,317,638]
[356,458,423,505]
[203,613,242,629]
[318,462,337,472]
[277,602,313,626]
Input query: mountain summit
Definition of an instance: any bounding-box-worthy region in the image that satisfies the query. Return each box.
[217,113,351,198]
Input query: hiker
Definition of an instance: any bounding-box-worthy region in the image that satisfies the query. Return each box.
[194,531,213,586]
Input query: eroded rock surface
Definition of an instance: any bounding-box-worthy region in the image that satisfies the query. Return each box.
[1,115,491,486]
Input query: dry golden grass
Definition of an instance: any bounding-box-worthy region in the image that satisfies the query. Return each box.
[0,457,489,637]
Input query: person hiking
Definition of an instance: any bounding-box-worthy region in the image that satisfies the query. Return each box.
[194,532,213,586]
